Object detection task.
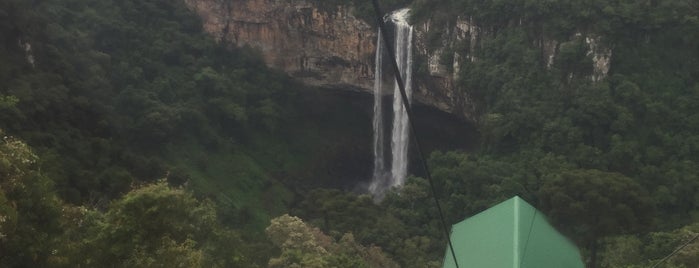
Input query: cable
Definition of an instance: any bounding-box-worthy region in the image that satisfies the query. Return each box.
[650,233,699,268]
[369,1,460,267]
[519,210,537,267]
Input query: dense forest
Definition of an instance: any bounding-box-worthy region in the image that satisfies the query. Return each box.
[1,0,698,267]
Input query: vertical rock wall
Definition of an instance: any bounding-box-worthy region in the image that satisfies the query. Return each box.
[185,0,375,90]
[185,0,479,121]
[185,0,611,122]
[413,16,480,121]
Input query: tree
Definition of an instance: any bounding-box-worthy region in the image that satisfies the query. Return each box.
[537,169,654,268]
[291,189,381,239]
[0,130,62,267]
[266,214,331,268]
[0,95,18,109]
[427,151,534,222]
[600,222,699,268]
[124,237,205,268]
[266,214,398,268]
[63,181,251,267]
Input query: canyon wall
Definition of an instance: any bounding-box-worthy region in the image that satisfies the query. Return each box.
[185,0,611,122]
[184,0,477,120]
[184,0,375,90]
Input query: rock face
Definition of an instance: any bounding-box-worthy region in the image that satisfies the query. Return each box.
[185,0,612,122]
[18,39,35,67]
[413,16,480,121]
[584,35,612,82]
[184,0,375,90]
[185,0,478,121]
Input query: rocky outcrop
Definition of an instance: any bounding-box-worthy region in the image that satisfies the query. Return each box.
[18,39,35,67]
[413,16,479,120]
[185,0,611,122]
[184,0,375,90]
[584,35,612,82]
[185,0,479,121]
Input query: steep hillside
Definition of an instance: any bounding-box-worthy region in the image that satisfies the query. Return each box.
[184,0,699,267]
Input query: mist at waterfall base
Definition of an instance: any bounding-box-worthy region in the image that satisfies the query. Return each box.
[369,9,415,199]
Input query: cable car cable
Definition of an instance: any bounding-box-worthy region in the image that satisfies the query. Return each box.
[369,1,460,267]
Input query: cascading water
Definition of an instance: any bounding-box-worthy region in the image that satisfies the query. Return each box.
[370,8,413,198]
[369,30,387,194]
[389,9,413,188]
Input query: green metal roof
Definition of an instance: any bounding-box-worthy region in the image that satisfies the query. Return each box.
[442,196,585,268]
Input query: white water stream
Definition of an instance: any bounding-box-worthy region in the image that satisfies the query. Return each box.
[370,8,413,198]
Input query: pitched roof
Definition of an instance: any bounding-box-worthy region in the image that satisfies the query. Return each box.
[442,196,585,268]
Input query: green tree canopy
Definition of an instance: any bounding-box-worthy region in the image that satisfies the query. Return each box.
[0,130,62,267]
[266,214,398,268]
[537,169,655,267]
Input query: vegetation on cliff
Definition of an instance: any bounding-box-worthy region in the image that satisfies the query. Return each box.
[413,0,699,266]
[304,0,699,267]
[0,0,375,266]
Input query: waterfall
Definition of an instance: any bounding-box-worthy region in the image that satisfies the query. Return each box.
[369,30,387,194]
[370,8,413,198]
[389,9,413,188]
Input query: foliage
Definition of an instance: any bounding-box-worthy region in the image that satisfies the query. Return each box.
[538,169,654,238]
[89,181,218,262]
[0,130,62,267]
[0,0,388,264]
[124,237,204,268]
[401,1,699,266]
[0,131,256,267]
[1,0,698,267]
[538,169,654,266]
[54,180,254,267]
[266,214,399,268]
[0,0,296,205]
[601,222,699,268]
[0,95,18,109]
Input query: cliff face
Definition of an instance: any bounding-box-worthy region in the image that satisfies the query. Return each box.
[414,15,613,118]
[185,0,611,122]
[185,0,478,120]
[184,0,375,90]
[413,16,479,121]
